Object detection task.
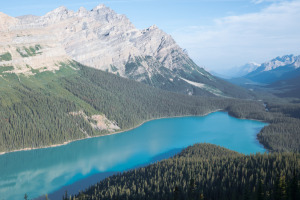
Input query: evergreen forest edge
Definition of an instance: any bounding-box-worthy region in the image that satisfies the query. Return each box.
[0,61,299,153]
[70,143,300,200]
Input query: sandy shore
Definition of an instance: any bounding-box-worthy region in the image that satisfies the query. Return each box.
[0,109,225,156]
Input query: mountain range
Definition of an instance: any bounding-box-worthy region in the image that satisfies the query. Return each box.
[0,4,258,153]
[244,54,300,84]
[227,54,300,98]
[1,4,300,199]
[0,5,251,98]
[219,62,260,78]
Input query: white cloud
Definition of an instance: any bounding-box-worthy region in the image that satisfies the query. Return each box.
[251,0,285,4]
[172,0,300,72]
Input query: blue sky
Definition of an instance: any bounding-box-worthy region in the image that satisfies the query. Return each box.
[1,0,300,73]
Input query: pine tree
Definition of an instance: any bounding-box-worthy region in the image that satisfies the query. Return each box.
[279,175,287,200]
[256,179,264,200]
[188,178,196,199]
[173,186,180,200]
[243,185,250,200]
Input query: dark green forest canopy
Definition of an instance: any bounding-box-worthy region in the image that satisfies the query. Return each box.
[0,61,299,153]
[72,143,300,200]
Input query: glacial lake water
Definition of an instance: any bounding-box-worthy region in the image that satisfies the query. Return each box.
[0,112,267,200]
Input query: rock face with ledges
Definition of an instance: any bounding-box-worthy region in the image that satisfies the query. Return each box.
[0,5,251,98]
[0,12,69,75]
[34,5,194,78]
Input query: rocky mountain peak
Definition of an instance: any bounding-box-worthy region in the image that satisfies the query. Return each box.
[0,10,69,75]
[91,4,116,17]
[90,4,130,26]
[93,4,107,11]
[0,12,18,30]
[147,24,158,31]
[51,6,69,13]
[274,54,294,62]
[78,7,88,16]
[244,54,300,84]
[42,6,74,24]
[241,62,260,72]
[0,11,10,18]
[0,4,246,98]
[248,61,260,66]
[262,54,300,71]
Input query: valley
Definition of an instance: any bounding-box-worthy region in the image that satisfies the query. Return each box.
[0,61,264,153]
[1,60,298,154]
[0,2,300,200]
[72,143,300,200]
[0,112,266,200]
[0,60,299,199]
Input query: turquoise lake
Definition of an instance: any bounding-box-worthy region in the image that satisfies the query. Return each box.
[0,112,267,200]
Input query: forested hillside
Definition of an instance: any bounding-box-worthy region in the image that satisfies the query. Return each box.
[0,61,259,152]
[227,99,300,152]
[268,75,300,99]
[0,61,299,153]
[72,143,300,200]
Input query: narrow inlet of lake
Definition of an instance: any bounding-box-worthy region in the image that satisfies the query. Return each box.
[0,112,267,200]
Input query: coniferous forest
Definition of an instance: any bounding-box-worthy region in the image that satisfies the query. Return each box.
[2,62,300,200]
[0,61,300,153]
[71,143,300,200]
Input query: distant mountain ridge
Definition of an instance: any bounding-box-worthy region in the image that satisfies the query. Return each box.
[227,54,300,98]
[221,62,260,78]
[244,54,300,84]
[0,4,251,98]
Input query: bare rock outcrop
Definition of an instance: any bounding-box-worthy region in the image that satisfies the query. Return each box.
[1,4,240,97]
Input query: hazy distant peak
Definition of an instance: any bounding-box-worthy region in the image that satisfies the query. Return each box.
[222,62,260,78]
[262,54,300,71]
[273,54,294,62]
[248,61,260,66]
[271,54,294,64]
[243,54,300,84]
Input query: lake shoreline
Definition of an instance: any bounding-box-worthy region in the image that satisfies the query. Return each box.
[0,109,224,156]
[1,110,267,200]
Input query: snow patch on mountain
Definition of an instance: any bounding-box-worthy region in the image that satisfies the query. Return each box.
[262,55,300,71]
[180,77,205,88]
